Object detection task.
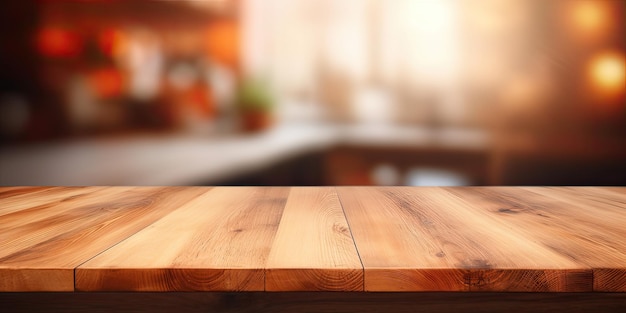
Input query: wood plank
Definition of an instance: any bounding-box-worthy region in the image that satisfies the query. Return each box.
[444,187,626,292]
[0,186,99,217]
[0,187,108,235]
[265,187,362,291]
[0,187,207,291]
[2,186,623,293]
[601,187,626,196]
[527,187,626,236]
[1,187,183,258]
[568,186,626,201]
[76,187,289,292]
[337,187,589,292]
[523,187,626,292]
[0,187,55,199]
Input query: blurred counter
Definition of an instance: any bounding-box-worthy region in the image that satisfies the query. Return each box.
[0,124,490,186]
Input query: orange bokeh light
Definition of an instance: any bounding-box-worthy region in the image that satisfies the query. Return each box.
[572,1,603,28]
[205,20,239,68]
[36,27,83,58]
[98,28,125,58]
[88,68,124,98]
[588,52,625,95]
[566,0,612,38]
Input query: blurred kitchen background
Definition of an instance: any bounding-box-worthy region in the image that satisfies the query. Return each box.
[0,0,624,186]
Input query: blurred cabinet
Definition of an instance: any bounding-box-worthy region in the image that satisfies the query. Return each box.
[325,146,490,186]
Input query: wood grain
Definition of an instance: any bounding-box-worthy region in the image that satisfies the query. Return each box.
[0,187,55,200]
[523,187,626,292]
[443,187,626,292]
[337,187,589,292]
[0,186,99,217]
[0,187,108,236]
[601,187,626,196]
[1,186,624,293]
[76,187,289,292]
[265,187,362,291]
[0,186,207,291]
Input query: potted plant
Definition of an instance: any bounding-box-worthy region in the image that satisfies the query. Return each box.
[235,78,274,132]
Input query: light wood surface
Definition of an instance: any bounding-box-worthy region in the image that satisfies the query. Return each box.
[0,187,96,216]
[443,187,626,291]
[76,187,289,291]
[337,187,589,291]
[0,187,207,291]
[265,187,362,291]
[1,186,624,292]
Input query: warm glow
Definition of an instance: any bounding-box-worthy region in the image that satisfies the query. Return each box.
[98,28,126,59]
[569,0,609,35]
[589,52,625,94]
[36,27,83,58]
[88,68,124,98]
[205,20,239,68]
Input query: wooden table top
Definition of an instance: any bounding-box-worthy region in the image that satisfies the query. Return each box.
[1,186,624,292]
